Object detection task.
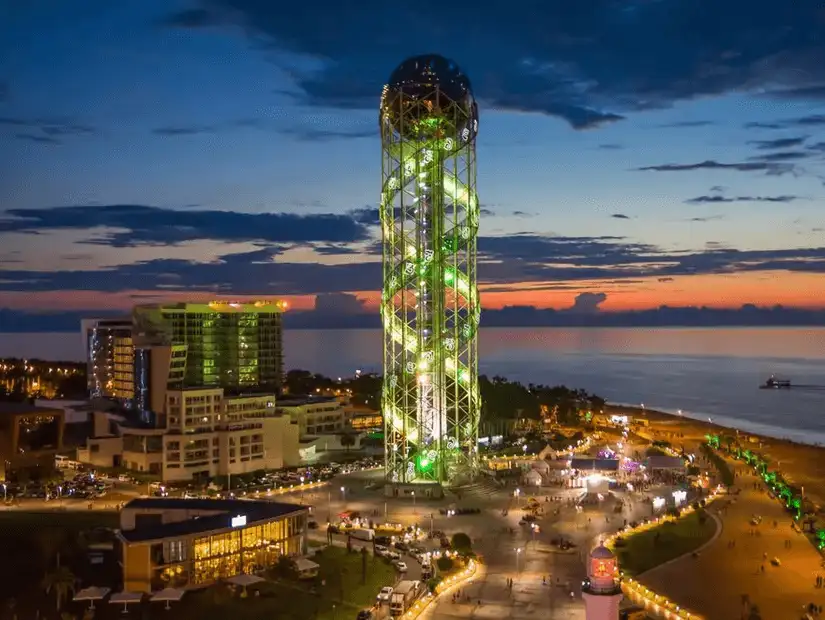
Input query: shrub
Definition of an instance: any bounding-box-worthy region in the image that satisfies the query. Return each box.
[436,556,454,572]
[451,532,473,554]
[426,577,442,593]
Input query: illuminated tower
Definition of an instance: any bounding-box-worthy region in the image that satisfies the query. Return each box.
[582,545,623,620]
[379,55,481,490]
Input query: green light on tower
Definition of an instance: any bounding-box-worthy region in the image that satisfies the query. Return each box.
[380,55,481,487]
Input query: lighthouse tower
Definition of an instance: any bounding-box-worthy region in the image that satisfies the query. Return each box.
[582,544,623,620]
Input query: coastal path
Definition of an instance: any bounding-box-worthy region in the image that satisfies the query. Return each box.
[639,466,825,619]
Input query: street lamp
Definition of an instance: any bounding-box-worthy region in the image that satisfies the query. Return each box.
[514,547,523,573]
[515,488,521,507]
[340,486,346,509]
[411,491,416,514]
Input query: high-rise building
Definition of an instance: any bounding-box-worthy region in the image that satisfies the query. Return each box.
[132,301,286,393]
[379,55,482,491]
[81,317,133,399]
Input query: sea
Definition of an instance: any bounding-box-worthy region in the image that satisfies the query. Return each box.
[1,327,824,444]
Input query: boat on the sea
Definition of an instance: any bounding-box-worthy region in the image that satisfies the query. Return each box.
[760,375,791,389]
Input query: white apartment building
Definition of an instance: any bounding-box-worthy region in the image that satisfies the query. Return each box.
[276,396,346,437]
[79,387,300,482]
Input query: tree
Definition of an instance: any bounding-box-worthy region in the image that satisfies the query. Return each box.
[37,528,67,571]
[450,532,472,554]
[272,556,298,581]
[41,565,76,611]
[340,434,356,452]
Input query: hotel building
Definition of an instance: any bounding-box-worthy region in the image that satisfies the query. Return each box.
[118,497,308,592]
[81,317,134,400]
[132,301,286,393]
[80,387,299,481]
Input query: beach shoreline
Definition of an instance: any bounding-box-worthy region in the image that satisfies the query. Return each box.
[605,403,825,508]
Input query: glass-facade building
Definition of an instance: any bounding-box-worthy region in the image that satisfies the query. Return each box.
[118,498,308,592]
[133,302,285,393]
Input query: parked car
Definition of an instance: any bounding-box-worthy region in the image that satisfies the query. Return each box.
[377,586,393,602]
[394,561,408,572]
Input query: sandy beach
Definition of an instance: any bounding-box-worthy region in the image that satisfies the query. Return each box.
[606,404,825,509]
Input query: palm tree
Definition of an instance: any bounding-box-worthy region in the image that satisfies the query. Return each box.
[41,565,76,611]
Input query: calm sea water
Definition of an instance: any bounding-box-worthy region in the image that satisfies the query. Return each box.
[1,327,824,443]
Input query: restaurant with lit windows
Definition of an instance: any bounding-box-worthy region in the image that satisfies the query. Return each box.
[117,497,309,592]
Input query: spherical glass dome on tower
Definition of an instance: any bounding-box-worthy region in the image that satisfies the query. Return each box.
[380,54,478,144]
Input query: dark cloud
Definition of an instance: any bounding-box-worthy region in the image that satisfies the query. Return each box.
[688,216,725,222]
[278,127,377,142]
[153,125,217,136]
[152,119,268,136]
[0,205,373,247]
[744,122,783,130]
[598,144,624,150]
[709,186,726,192]
[766,85,825,99]
[567,292,607,314]
[748,151,812,162]
[164,0,825,130]
[610,213,630,219]
[0,234,824,297]
[808,142,825,152]
[0,116,95,143]
[158,8,223,28]
[658,120,714,128]
[14,134,61,145]
[313,292,366,314]
[749,137,807,150]
[792,114,825,127]
[636,159,796,176]
[745,115,825,131]
[511,211,531,217]
[685,195,801,204]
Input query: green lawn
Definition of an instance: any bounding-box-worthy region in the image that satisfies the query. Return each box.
[178,547,396,620]
[613,510,717,576]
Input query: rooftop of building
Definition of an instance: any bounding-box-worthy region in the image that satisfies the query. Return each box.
[278,395,339,407]
[134,300,287,314]
[119,497,307,543]
[0,401,64,416]
[569,457,621,471]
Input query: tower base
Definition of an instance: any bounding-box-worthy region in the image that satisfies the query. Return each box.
[384,482,444,499]
[582,591,623,620]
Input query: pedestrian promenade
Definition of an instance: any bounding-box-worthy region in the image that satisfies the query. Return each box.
[640,468,825,619]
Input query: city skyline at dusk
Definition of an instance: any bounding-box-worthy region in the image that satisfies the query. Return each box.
[2,1,825,329]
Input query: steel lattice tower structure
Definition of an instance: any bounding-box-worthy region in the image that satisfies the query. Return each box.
[380,55,481,487]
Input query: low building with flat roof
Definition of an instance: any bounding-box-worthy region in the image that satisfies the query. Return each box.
[0,402,65,481]
[117,497,309,592]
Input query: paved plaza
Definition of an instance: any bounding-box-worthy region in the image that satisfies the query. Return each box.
[640,465,825,619]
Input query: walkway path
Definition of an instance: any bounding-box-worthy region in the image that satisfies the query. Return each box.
[640,467,825,619]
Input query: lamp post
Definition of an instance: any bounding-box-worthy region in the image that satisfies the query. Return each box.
[412,491,416,515]
[327,489,331,523]
[340,486,346,510]
[514,547,522,573]
[515,488,521,507]
[300,476,305,500]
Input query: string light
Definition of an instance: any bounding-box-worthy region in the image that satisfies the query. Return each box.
[605,486,722,620]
